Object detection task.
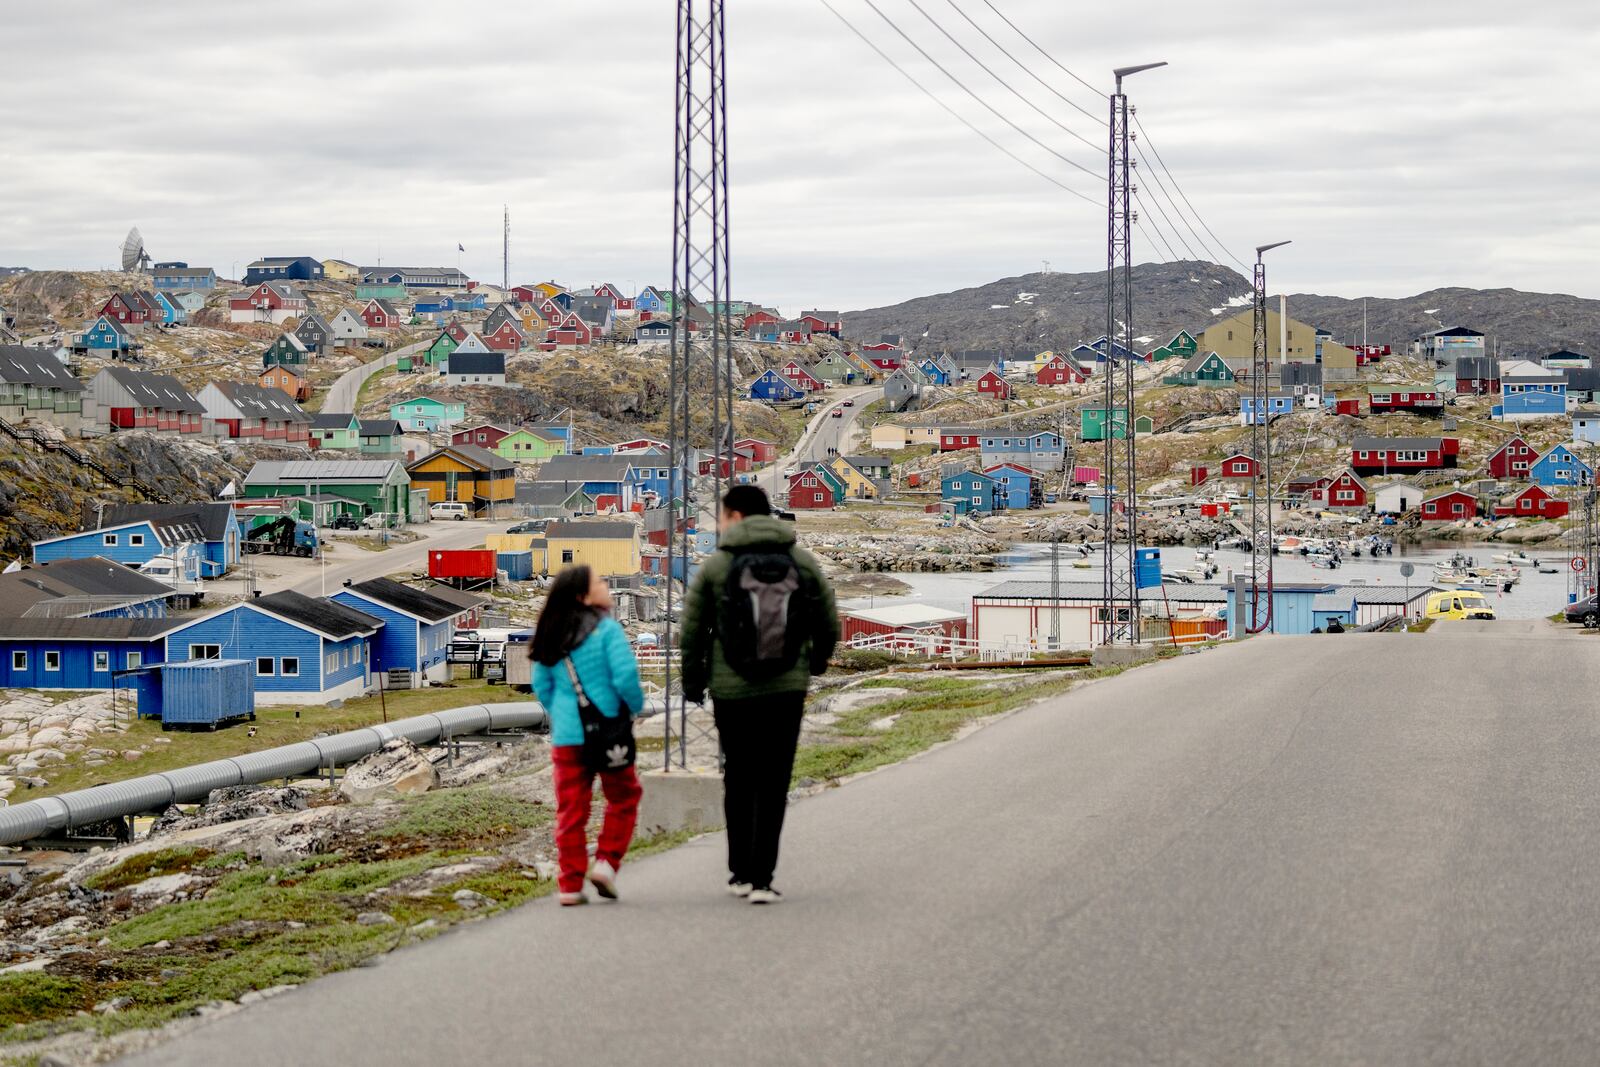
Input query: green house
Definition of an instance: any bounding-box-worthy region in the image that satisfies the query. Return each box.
[426,331,459,367]
[262,333,310,368]
[811,352,855,384]
[1167,330,1199,358]
[1134,414,1155,435]
[1080,406,1130,442]
[812,464,847,499]
[495,428,566,463]
[390,396,466,432]
[243,459,413,521]
[359,419,403,457]
[357,282,406,300]
[1163,349,1236,388]
[310,411,360,451]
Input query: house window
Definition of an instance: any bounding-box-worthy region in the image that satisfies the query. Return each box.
[126,651,142,669]
[11,651,24,671]
[104,533,118,546]
[44,651,60,672]
[562,549,575,564]
[257,657,274,676]
[190,644,221,660]
[129,534,144,547]
[1453,503,1466,515]
[281,656,299,677]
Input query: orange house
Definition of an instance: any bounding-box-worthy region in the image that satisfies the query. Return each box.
[258,365,311,402]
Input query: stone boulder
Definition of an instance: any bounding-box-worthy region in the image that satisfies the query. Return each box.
[149,785,310,838]
[338,739,438,803]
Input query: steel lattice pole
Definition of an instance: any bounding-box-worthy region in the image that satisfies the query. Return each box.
[1247,241,1289,634]
[664,0,731,769]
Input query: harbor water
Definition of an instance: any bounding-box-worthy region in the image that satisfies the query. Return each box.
[840,542,1583,621]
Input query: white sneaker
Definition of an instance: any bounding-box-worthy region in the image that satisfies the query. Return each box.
[559,891,589,907]
[748,886,783,905]
[726,880,753,898]
[588,860,619,900]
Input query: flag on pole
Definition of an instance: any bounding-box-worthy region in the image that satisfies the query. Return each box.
[458,244,465,252]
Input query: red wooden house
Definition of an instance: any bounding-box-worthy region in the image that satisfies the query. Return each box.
[451,424,513,449]
[1332,398,1361,417]
[1218,452,1259,480]
[1350,436,1459,476]
[1288,475,1332,502]
[698,449,755,477]
[1036,354,1088,385]
[1420,490,1477,522]
[860,342,904,370]
[89,367,206,435]
[1493,483,1569,520]
[1487,436,1536,480]
[743,310,780,333]
[510,286,542,305]
[444,320,471,343]
[540,311,594,350]
[101,292,151,326]
[1367,388,1443,415]
[781,360,824,392]
[482,320,525,352]
[838,605,968,653]
[593,283,632,311]
[361,298,401,329]
[976,368,1012,399]
[939,428,979,452]
[799,311,843,336]
[228,282,309,320]
[735,437,778,463]
[258,364,311,403]
[614,437,668,453]
[787,469,835,510]
[1316,469,1368,511]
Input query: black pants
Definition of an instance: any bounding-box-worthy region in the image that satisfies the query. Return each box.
[713,692,806,890]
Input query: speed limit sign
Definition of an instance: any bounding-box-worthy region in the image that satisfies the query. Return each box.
[1573,556,1588,573]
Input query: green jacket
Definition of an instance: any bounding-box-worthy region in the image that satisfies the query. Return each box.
[680,515,839,700]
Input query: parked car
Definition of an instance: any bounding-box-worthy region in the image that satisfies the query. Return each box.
[1564,594,1598,627]
[506,519,548,535]
[1424,590,1496,621]
[431,502,470,521]
[330,513,359,530]
[361,512,398,530]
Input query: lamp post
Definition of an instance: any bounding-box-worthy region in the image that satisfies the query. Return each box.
[1246,240,1290,635]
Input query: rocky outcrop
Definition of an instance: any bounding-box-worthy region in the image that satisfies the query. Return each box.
[338,738,438,802]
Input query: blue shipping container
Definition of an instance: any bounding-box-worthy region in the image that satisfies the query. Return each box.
[1134,547,1162,590]
[496,550,534,581]
[153,659,256,726]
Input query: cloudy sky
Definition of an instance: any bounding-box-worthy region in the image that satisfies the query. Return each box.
[3,1,1596,312]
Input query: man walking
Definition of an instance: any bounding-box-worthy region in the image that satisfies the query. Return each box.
[681,485,838,904]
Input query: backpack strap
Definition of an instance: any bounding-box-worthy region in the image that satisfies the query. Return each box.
[563,656,596,717]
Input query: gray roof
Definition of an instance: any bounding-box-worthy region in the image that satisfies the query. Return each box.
[0,345,83,391]
[421,584,488,613]
[446,351,506,376]
[153,267,216,278]
[96,502,236,543]
[359,419,401,437]
[102,367,204,413]
[535,454,636,483]
[0,557,174,618]
[368,297,400,317]
[249,590,381,639]
[343,577,466,624]
[213,381,311,422]
[514,482,590,506]
[0,616,182,641]
[312,411,358,430]
[544,521,637,540]
[1352,436,1446,451]
[245,459,406,485]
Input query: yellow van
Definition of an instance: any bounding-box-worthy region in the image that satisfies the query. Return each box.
[1424,590,1496,621]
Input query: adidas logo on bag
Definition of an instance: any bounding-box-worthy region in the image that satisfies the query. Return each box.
[606,745,630,768]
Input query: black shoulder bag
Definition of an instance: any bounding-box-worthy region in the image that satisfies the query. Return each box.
[564,657,636,772]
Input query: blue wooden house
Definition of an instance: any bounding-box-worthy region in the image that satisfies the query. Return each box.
[625,459,683,504]
[1492,362,1568,421]
[534,455,639,511]
[152,266,218,291]
[0,617,176,690]
[635,287,669,316]
[0,556,175,622]
[918,357,954,386]
[162,590,380,704]
[1572,409,1600,445]
[1224,583,1340,638]
[77,315,137,353]
[749,369,804,402]
[96,503,242,577]
[941,468,997,515]
[983,463,1035,510]
[413,297,454,317]
[244,257,324,285]
[1529,443,1593,487]
[34,517,192,571]
[151,291,186,325]
[980,430,1065,473]
[331,577,475,687]
[1240,392,1297,425]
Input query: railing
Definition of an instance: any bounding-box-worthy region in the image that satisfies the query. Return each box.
[0,413,169,502]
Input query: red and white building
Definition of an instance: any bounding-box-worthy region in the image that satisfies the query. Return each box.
[451,424,514,450]
[1493,484,1569,520]
[1367,388,1444,415]
[482,320,525,352]
[1420,490,1478,522]
[87,367,206,435]
[781,360,824,392]
[1487,436,1537,480]
[1036,354,1088,386]
[101,292,152,327]
[1351,435,1459,476]
[196,381,311,445]
[976,368,1012,399]
[786,468,835,510]
[360,298,402,329]
[229,282,310,325]
[539,310,595,350]
[838,604,968,654]
[1310,469,1368,511]
[939,428,980,452]
[1217,452,1259,480]
[735,437,778,463]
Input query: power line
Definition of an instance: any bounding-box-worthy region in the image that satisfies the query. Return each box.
[816,0,1099,206]
[900,0,1104,155]
[978,0,1105,98]
[1133,141,1222,265]
[1134,115,1251,270]
[1132,176,1200,261]
[857,0,1103,182]
[1135,214,1179,264]
[941,0,1105,127]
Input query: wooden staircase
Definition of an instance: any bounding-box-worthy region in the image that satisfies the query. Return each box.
[0,415,171,503]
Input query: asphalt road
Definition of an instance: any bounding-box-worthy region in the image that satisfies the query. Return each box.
[322,339,426,414]
[284,518,508,596]
[123,624,1600,1066]
[757,385,881,497]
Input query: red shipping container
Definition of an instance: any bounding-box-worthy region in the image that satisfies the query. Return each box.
[429,549,496,579]
[1073,465,1101,485]
[1200,503,1218,517]
[907,471,923,488]
[1191,466,1209,487]
[1334,399,1360,416]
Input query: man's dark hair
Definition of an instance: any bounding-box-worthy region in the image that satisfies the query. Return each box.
[722,484,771,517]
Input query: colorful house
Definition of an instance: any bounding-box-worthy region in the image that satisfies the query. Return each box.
[407,444,516,516]
[975,368,1011,399]
[1080,406,1129,442]
[749,369,804,402]
[1318,470,1368,512]
[787,468,836,510]
[451,424,512,450]
[1367,387,1443,415]
[258,364,311,403]
[980,430,1065,472]
[1036,353,1088,385]
[1420,490,1478,522]
[541,522,641,577]
[635,286,670,317]
[229,282,310,325]
[442,351,507,388]
[152,266,218,291]
[76,315,139,354]
[534,455,639,512]
[495,427,566,463]
[1454,355,1500,396]
[389,396,466,432]
[294,311,332,354]
[244,257,325,285]
[983,463,1037,510]
[1493,484,1570,520]
[1350,436,1460,476]
[162,590,378,704]
[243,460,414,521]
[1217,452,1259,480]
[826,457,877,500]
[310,411,361,451]
[481,320,525,352]
[361,298,402,329]
[1487,436,1537,479]
[1528,443,1593,488]
[426,329,460,366]
[87,367,204,435]
[1573,409,1600,445]
[1239,392,1297,425]
[358,420,403,457]
[262,332,311,368]
[1492,360,1567,421]
[939,427,980,452]
[811,352,856,384]
[328,308,369,348]
[197,381,310,445]
[1164,350,1235,387]
[0,345,87,430]
[781,359,825,393]
[941,468,997,515]
[30,512,220,575]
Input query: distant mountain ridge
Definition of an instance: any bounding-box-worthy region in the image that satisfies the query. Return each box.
[842,261,1600,358]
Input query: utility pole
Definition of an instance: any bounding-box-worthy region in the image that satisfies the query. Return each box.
[1100,61,1164,646]
[663,0,732,769]
[1247,241,1290,635]
[502,206,510,294]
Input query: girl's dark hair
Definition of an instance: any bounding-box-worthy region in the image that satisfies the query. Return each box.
[532,565,597,667]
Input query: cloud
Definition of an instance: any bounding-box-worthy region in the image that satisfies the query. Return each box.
[1,0,1596,314]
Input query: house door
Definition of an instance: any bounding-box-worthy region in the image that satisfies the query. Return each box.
[445,472,459,502]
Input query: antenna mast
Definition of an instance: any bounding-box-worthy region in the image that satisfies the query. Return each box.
[502,206,510,294]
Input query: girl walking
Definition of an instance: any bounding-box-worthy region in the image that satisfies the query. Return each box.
[532,565,645,906]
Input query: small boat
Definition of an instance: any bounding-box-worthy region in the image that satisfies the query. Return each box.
[1493,550,1533,566]
[1071,558,1092,569]
[1538,561,1561,574]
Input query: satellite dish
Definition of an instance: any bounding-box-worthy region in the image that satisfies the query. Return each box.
[120,227,152,273]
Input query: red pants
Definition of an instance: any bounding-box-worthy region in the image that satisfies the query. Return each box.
[552,745,642,894]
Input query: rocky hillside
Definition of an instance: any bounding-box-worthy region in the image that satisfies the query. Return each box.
[844,261,1600,358]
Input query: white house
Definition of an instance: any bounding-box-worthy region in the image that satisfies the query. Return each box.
[328,308,370,348]
[1373,481,1425,514]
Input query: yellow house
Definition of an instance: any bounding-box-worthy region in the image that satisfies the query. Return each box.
[1196,309,1359,380]
[322,259,360,283]
[1031,350,1057,370]
[827,457,877,499]
[542,520,640,577]
[532,281,565,300]
[518,304,547,337]
[406,444,517,515]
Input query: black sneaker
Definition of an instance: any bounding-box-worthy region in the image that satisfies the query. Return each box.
[748,886,782,905]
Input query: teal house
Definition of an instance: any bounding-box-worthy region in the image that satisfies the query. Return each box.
[390,396,466,432]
